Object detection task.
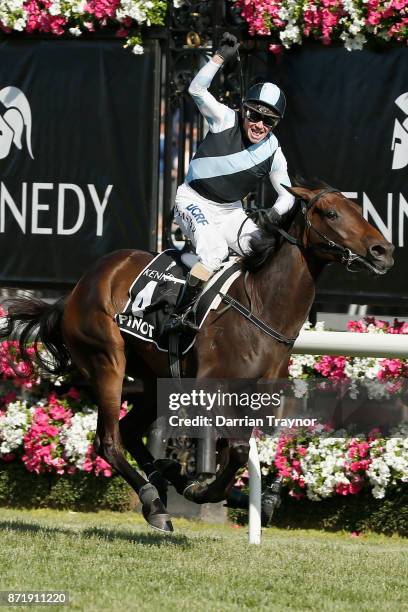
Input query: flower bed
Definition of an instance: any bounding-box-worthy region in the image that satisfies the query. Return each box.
[0,385,135,510]
[247,317,408,509]
[0,0,167,53]
[1,0,407,55]
[257,427,408,501]
[234,0,408,52]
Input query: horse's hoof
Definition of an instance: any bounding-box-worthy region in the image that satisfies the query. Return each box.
[139,483,174,533]
[261,480,282,527]
[142,503,174,533]
[183,481,208,504]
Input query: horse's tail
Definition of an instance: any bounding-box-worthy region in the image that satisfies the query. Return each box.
[0,295,71,375]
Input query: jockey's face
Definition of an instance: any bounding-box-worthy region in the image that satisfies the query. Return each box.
[244,116,272,144]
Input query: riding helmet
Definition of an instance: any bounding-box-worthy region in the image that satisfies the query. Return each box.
[244,82,286,118]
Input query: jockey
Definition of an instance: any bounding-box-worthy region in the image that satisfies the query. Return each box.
[166,33,295,334]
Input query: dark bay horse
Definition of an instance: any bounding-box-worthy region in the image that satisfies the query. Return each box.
[1,180,394,532]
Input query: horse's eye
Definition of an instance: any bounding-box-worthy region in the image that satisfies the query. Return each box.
[326,210,338,220]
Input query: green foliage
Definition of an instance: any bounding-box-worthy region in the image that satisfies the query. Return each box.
[0,464,134,512]
[229,485,408,536]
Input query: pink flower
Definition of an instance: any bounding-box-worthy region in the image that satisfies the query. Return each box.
[84,0,120,19]
[94,456,112,477]
[269,44,283,56]
[315,355,348,379]
[336,483,350,495]
[119,400,129,420]
[82,458,94,472]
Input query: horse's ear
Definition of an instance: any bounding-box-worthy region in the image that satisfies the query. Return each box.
[281,184,313,200]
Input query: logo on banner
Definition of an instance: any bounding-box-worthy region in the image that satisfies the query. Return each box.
[391,93,408,170]
[0,86,34,160]
[0,86,113,237]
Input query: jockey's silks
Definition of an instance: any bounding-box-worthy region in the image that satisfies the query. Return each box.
[186,113,279,204]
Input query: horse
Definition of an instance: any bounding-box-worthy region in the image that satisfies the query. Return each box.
[0,179,394,533]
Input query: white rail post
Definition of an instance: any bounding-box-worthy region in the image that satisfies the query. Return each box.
[248,436,261,545]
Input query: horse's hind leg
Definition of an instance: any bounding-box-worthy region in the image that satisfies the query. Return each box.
[184,440,250,504]
[88,349,173,533]
[119,379,191,499]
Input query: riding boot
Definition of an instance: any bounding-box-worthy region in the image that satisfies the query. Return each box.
[164,272,205,334]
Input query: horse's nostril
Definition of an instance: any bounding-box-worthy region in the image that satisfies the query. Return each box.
[369,243,392,260]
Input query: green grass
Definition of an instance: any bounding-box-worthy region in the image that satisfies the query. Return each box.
[0,509,407,611]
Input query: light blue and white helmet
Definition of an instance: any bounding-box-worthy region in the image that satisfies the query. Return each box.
[244,82,286,118]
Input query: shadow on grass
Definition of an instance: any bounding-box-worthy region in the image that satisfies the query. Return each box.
[0,520,191,547]
[0,519,74,537]
[83,527,191,547]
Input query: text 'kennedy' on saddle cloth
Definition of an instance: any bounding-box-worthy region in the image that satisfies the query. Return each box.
[114,249,242,354]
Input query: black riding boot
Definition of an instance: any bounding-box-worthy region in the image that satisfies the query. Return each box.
[164,273,205,334]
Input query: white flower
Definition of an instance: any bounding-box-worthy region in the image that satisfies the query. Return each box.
[60,408,97,468]
[69,26,82,37]
[132,44,144,55]
[292,379,309,398]
[48,1,61,16]
[258,436,278,465]
[0,401,30,455]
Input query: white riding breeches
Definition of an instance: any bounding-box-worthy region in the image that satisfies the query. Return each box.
[174,182,260,273]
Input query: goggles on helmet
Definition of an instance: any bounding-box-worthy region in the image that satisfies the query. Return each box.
[243,104,280,129]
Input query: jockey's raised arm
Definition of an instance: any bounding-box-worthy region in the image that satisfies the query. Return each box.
[165,32,296,336]
[269,147,295,216]
[188,58,236,133]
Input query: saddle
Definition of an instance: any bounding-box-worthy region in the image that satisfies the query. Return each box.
[114,249,242,356]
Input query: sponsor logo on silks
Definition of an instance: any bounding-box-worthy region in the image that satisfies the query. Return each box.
[117,314,154,338]
[391,93,408,170]
[0,86,34,160]
[186,203,209,226]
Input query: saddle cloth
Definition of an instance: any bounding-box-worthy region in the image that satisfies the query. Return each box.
[114,249,242,354]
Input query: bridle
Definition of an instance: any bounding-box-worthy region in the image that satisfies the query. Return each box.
[285,188,373,272]
[242,188,371,273]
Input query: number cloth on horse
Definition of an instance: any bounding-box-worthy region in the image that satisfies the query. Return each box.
[114,250,241,353]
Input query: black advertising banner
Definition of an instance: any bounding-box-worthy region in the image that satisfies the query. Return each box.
[268,44,408,304]
[0,38,158,285]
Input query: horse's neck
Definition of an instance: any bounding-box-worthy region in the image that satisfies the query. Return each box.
[251,230,322,338]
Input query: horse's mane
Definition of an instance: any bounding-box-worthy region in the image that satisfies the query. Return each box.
[241,177,333,273]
